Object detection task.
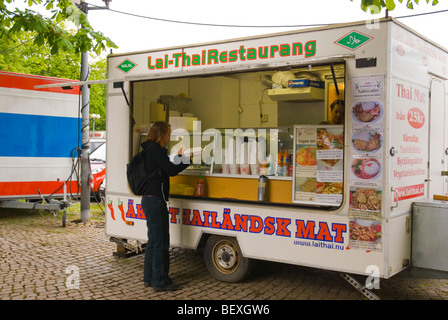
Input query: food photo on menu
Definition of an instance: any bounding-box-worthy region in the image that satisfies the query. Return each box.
[352,101,383,124]
[349,187,382,213]
[349,219,382,244]
[351,157,382,180]
[351,128,382,153]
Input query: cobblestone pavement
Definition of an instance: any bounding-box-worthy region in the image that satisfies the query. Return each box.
[1,208,448,302]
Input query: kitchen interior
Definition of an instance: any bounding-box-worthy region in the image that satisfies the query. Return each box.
[131,63,346,206]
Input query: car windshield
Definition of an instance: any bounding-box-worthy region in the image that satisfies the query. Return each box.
[90,142,106,162]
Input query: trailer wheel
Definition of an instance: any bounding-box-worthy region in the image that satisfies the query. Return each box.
[204,235,252,283]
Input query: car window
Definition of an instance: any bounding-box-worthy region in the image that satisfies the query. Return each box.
[90,142,106,162]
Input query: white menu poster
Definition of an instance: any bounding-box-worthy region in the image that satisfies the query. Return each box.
[349,75,385,252]
[292,125,344,206]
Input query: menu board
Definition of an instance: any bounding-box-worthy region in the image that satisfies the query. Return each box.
[348,76,385,252]
[292,125,344,206]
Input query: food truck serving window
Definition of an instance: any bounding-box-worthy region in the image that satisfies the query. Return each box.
[130,63,346,209]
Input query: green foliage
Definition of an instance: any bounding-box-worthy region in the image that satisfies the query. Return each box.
[88,57,106,131]
[0,0,117,55]
[353,0,439,13]
[0,26,79,76]
[0,26,107,131]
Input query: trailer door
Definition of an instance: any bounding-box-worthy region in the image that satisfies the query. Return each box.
[428,77,446,197]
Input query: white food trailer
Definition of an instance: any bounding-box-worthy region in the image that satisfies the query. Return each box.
[101,17,448,298]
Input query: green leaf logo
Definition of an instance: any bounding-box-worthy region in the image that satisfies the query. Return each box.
[116,59,137,73]
[334,31,373,51]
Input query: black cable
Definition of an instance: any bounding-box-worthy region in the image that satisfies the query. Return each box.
[87,2,448,28]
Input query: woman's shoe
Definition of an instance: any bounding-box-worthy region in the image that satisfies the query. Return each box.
[153,283,180,292]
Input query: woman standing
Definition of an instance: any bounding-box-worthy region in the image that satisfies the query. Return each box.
[141,121,190,291]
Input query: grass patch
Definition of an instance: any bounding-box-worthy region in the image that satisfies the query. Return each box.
[0,200,105,226]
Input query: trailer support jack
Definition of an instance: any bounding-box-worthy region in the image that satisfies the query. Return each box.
[109,237,145,258]
[340,273,380,300]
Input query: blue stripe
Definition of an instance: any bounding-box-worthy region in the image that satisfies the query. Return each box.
[0,113,81,158]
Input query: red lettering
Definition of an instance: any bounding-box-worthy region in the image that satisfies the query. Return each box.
[202,211,211,227]
[136,204,145,219]
[190,210,203,226]
[295,220,315,239]
[276,218,291,237]
[332,223,347,243]
[264,217,275,235]
[249,215,263,233]
[169,207,179,224]
[316,222,333,241]
[182,209,191,225]
[234,214,248,232]
[221,209,234,230]
[210,211,221,228]
[126,199,136,219]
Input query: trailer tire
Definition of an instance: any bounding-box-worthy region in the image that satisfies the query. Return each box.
[204,235,252,283]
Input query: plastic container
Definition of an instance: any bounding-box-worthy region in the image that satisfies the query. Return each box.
[257,175,268,201]
[277,149,284,176]
[195,175,205,197]
[283,149,290,176]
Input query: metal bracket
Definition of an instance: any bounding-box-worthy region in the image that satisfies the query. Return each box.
[340,273,380,300]
[109,237,145,258]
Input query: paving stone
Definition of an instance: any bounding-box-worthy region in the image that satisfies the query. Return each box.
[1,210,448,302]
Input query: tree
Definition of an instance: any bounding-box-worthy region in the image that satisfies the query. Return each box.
[0,25,107,130]
[354,0,439,13]
[0,25,80,77]
[88,57,106,131]
[0,0,116,55]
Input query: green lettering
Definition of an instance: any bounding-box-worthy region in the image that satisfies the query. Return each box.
[280,44,290,57]
[182,53,191,67]
[305,40,316,58]
[192,54,200,65]
[208,49,219,64]
[247,48,257,60]
[239,45,246,61]
[155,58,163,69]
[229,50,238,62]
[270,45,279,58]
[148,56,155,70]
[258,46,268,59]
[292,42,303,55]
[172,53,182,67]
[219,51,228,63]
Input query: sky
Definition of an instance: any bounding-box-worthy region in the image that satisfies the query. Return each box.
[9,0,448,54]
[83,0,448,54]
